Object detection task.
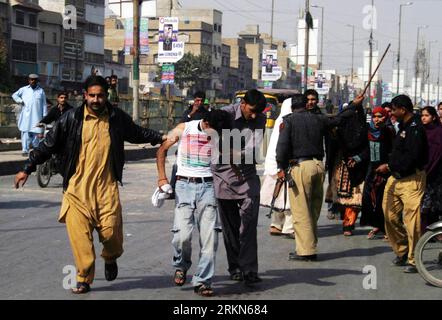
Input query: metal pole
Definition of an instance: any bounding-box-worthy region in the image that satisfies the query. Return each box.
[270,0,274,48]
[320,6,324,70]
[396,5,403,94]
[367,0,374,109]
[132,0,140,122]
[304,0,310,93]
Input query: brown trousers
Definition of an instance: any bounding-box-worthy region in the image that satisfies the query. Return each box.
[288,159,325,256]
[382,170,426,265]
[62,199,124,284]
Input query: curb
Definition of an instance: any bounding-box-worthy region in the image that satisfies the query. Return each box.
[0,147,159,176]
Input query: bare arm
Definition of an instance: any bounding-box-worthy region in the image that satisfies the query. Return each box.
[156,123,185,187]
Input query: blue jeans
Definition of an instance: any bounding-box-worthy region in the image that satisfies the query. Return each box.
[172,179,221,286]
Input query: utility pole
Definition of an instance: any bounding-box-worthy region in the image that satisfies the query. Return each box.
[397,2,413,95]
[270,0,275,48]
[311,5,324,70]
[303,0,310,93]
[132,0,140,122]
[367,0,374,109]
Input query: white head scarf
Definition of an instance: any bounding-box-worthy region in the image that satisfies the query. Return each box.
[263,97,293,175]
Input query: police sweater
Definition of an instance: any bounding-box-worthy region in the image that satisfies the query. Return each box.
[388,115,428,179]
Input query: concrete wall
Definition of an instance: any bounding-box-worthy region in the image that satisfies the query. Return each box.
[84,33,104,54]
[11,25,38,43]
[38,0,66,13]
[86,3,105,25]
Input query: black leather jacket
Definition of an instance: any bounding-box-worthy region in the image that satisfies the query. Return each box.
[23,102,164,190]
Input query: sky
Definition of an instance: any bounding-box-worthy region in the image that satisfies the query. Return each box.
[179,0,442,85]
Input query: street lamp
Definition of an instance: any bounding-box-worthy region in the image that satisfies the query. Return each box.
[397,2,413,94]
[415,25,428,106]
[311,4,324,70]
[346,24,355,84]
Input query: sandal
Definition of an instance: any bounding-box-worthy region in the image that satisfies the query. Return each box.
[72,282,90,294]
[194,284,213,297]
[174,269,186,286]
[343,231,353,237]
[367,228,380,240]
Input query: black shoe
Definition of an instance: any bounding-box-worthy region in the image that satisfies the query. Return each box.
[403,264,418,273]
[243,272,262,285]
[105,261,118,281]
[22,152,29,157]
[391,255,407,266]
[283,233,295,239]
[230,271,244,281]
[288,252,317,261]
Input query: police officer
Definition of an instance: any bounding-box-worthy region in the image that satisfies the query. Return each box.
[376,94,428,273]
[276,93,364,261]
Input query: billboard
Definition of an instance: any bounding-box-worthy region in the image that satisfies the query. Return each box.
[124,18,149,55]
[158,17,184,63]
[261,49,281,81]
[161,64,175,84]
[314,70,333,95]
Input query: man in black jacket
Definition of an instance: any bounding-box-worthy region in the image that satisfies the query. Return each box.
[376,94,428,274]
[276,93,364,261]
[14,76,166,294]
[38,92,73,125]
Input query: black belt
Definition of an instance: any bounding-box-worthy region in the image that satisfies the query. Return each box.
[176,175,213,183]
[289,157,315,165]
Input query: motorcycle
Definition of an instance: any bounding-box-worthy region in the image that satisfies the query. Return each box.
[35,124,60,188]
[415,220,442,288]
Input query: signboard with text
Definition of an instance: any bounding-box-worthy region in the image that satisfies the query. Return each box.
[261,49,281,82]
[158,17,184,63]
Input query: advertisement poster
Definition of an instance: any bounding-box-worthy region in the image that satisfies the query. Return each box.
[161,64,175,84]
[158,17,184,63]
[261,49,281,81]
[314,70,331,95]
[124,18,149,55]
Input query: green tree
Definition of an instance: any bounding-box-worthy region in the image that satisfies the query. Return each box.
[174,52,212,90]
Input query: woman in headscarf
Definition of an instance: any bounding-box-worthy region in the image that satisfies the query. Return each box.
[355,107,394,239]
[260,97,294,238]
[420,106,442,233]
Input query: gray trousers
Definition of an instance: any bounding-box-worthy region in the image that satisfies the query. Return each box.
[217,197,260,275]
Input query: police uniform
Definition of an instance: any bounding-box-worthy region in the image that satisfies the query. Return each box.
[276,104,359,256]
[382,115,428,266]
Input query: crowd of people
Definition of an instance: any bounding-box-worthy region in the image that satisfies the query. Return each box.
[12,73,442,297]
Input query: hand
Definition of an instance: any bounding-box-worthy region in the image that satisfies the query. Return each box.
[277,170,286,181]
[14,171,29,189]
[375,164,389,174]
[347,158,356,168]
[352,94,365,106]
[158,178,169,188]
[35,123,45,128]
